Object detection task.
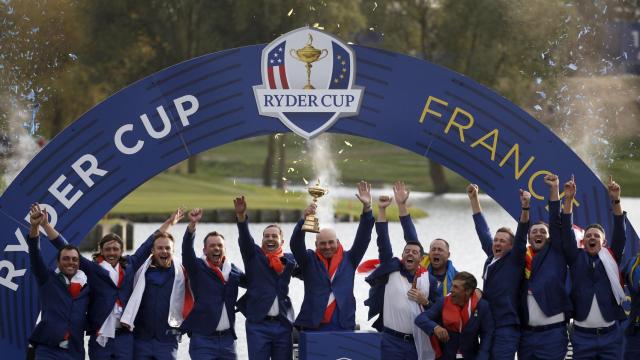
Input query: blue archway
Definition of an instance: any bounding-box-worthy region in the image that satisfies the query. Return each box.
[0,31,637,358]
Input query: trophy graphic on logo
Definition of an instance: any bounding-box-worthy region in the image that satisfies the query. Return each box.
[290,34,328,90]
[301,181,328,233]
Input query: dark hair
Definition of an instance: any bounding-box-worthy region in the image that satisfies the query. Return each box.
[496,227,515,244]
[430,238,450,251]
[203,231,224,246]
[153,231,174,244]
[264,224,283,237]
[404,241,424,255]
[585,223,605,235]
[57,244,80,262]
[92,233,127,267]
[454,271,477,291]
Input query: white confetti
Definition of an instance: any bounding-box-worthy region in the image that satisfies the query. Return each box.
[373,2,378,11]
[287,8,293,16]
[534,105,543,111]
[536,91,546,99]
[344,140,352,147]
[567,63,577,71]
[338,149,344,154]
[302,177,309,185]
[535,77,542,85]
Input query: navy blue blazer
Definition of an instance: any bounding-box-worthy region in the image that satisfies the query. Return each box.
[51,232,155,335]
[365,222,441,331]
[133,265,178,343]
[290,211,375,329]
[235,219,299,323]
[474,212,527,328]
[624,254,640,334]
[415,296,494,360]
[181,229,246,337]
[519,200,572,324]
[28,235,90,360]
[561,211,627,322]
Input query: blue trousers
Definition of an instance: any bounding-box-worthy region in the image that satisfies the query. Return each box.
[134,337,178,360]
[34,345,76,360]
[570,323,623,360]
[491,325,520,360]
[189,333,236,360]
[88,332,134,359]
[380,332,417,360]
[518,325,568,360]
[246,319,293,360]
[623,325,640,360]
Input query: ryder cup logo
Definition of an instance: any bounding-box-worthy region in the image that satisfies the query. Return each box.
[254,27,364,139]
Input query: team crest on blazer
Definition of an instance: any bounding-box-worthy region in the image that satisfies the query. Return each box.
[254,27,364,139]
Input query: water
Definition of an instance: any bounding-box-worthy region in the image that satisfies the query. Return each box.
[124,194,640,358]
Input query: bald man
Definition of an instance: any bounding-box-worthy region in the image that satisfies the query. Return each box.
[290,181,375,331]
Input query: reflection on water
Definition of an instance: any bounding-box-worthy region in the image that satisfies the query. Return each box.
[123,194,640,358]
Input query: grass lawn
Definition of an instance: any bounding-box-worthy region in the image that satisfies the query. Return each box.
[111,172,426,220]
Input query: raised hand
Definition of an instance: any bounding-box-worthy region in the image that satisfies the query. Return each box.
[393,181,410,205]
[544,173,559,188]
[563,175,576,200]
[187,208,203,233]
[29,203,44,228]
[467,184,479,200]
[160,207,184,233]
[608,176,621,200]
[378,195,393,209]
[355,180,372,210]
[303,203,317,219]
[233,196,247,221]
[520,189,531,208]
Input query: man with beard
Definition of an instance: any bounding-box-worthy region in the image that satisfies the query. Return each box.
[233,195,299,360]
[415,272,494,360]
[291,181,375,331]
[182,208,245,359]
[120,227,191,360]
[561,176,627,360]
[394,181,457,296]
[27,204,90,360]
[467,184,529,360]
[365,195,441,360]
[517,174,572,360]
[43,205,183,360]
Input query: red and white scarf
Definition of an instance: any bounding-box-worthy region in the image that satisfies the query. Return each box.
[120,257,193,330]
[96,258,125,347]
[599,248,626,305]
[54,268,87,346]
[316,244,344,324]
[442,292,480,333]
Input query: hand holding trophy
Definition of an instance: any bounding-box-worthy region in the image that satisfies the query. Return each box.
[301,180,328,233]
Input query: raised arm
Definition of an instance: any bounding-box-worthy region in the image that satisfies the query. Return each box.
[561,176,579,263]
[234,195,257,261]
[607,177,626,260]
[395,181,420,243]
[546,174,563,252]
[375,195,393,263]
[181,208,199,272]
[130,208,184,270]
[514,190,531,261]
[290,204,315,267]
[27,204,50,284]
[468,184,493,257]
[348,181,375,266]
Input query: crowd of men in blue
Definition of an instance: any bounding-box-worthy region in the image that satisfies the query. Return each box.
[23,174,640,360]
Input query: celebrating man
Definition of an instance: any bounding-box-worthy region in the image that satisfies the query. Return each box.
[365,195,441,359]
[395,181,458,296]
[290,181,375,331]
[234,196,299,359]
[415,272,494,360]
[467,184,528,359]
[182,208,245,359]
[561,176,627,359]
[517,174,572,360]
[27,204,90,360]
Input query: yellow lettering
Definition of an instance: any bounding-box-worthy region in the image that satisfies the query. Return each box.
[444,107,474,142]
[528,170,580,207]
[499,143,535,180]
[471,129,499,161]
[419,96,448,124]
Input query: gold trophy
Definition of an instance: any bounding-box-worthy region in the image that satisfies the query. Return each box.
[290,34,328,90]
[302,181,328,233]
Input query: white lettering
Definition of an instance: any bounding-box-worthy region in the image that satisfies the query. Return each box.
[48,175,83,209]
[114,124,144,155]
[173,95,199,126]
[0,260,26,291]
[71,154,107,187]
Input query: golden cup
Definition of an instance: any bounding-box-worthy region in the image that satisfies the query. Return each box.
[290,34,328,90]
[302,181,328,233]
